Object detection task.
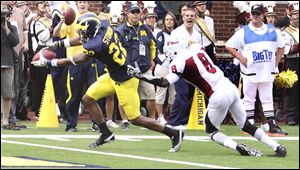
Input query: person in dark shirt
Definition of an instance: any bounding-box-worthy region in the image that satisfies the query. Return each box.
[1,4,20,130]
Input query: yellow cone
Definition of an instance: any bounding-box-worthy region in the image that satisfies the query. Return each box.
[36,74,59,128]
[187,89,205,130]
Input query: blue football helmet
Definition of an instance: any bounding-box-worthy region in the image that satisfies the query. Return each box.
[77,12,101,43]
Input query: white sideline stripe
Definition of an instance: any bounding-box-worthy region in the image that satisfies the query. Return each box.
[1,135,299,141]
[1,139,237,169]
[45,137,70,141]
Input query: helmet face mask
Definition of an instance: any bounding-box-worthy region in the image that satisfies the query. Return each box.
[77,29,89,43]
[77,13,101,43]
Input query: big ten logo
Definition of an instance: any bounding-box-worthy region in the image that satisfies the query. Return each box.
[252,50,273,62]
[83,49,95,57]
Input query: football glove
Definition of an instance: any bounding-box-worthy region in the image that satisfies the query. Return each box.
[31,51,58,67]
[127,62,142,77]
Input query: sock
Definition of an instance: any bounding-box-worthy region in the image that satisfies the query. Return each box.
[210,132,237,150]
[254,128,280,151]
[264,111,274,119]
[122,120,128,124]
[163,126,176,138]
[261,123,269,131]
[98,122,111,134]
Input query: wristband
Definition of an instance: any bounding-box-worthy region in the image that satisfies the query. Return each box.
[51,59,58,67]
[64,39,71,47]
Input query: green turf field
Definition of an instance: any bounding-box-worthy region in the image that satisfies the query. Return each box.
[1,121,299,169]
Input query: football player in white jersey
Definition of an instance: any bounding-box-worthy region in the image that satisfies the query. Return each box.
[127,40,287,157]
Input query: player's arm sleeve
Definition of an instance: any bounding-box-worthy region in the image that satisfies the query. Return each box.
[57,52,91,66]
[166,72,180,84]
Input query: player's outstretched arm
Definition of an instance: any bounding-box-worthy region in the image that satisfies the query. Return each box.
[31,52,91,67]
[127,62,170,87]
[48,36,82,50]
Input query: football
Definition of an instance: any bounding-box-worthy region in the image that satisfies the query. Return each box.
[32,49,57,61]
[63,7,76,25]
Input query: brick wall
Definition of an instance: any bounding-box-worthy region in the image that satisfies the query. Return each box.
[27,1,289,42]
[210,1,288,42]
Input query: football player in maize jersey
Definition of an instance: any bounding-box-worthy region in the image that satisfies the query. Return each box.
[31,12,183,152]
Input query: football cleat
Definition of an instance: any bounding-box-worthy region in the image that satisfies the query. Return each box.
[269,126,288,136]
[236,143,262,157]
[121,122,130,130]
[89,133,115,148]
[168,129,184,152]
[275,145,287,157]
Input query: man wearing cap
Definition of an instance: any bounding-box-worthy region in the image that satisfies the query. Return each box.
[226,2,288,136]
[193,1,216,64]
[116,3,158,120]
[281,1,299,126]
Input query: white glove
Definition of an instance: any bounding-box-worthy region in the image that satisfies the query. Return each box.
[127,62,141,77]
[31,51,48,67]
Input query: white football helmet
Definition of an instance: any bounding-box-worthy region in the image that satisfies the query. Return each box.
[163,38,189,60]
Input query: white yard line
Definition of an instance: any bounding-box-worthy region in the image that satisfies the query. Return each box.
[1,134,299,141]
[2,139,237,169]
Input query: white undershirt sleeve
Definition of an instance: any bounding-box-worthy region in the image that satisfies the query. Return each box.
[166,73,180,85]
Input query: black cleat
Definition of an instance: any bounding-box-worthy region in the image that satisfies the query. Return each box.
[236,143,262,157]
[168,129,184,152]
[269,126,288,136]
[65,128,77,132]
[121,122,130,130]
[275,145,287,157]
[89,133,115,148]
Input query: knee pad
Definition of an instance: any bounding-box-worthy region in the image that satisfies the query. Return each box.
[241,119,257,136]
